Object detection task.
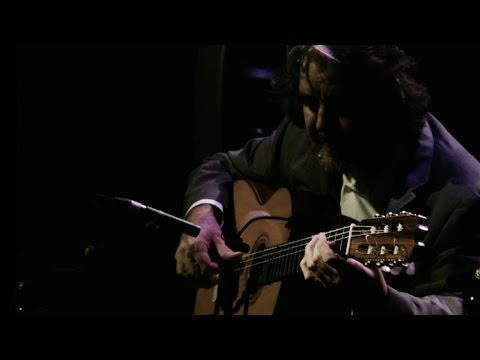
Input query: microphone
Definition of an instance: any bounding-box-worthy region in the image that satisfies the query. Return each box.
[97,194,201,237]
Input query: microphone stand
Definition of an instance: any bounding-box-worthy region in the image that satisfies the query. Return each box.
[97,194,201,237]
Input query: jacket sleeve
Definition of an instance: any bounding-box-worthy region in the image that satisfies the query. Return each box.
[183,118,291,216]
[373,189,480,314]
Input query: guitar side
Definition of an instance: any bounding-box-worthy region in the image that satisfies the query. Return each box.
[194,180,292,315]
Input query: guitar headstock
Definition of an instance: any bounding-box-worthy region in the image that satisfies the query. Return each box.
[346,211,427,267]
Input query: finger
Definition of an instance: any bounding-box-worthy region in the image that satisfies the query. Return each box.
[180,253,196,276]
[191,241,219,274]
[311,252,342,287]
[346,258,383,279]
[183,254,220,289]
[301,248,330,286]
[346,257,369,272]
[314,235,336,262]
[304,236,319,268]
[312,239,322,263]
[300,259,331,288]
[320,261,342,286]
[312,233,335,263]
[309,233,330,268]
[301,244,322,282]
[301,267,325,286]
[314,268,333,287]
[174,245,190,273]
[213,235,243,261]
[176,260,187,276]
[308,234,320,251]
[176,236,204,276]
[300,257,311,279]
[306,271,328,288]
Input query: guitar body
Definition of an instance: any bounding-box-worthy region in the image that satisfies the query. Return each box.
[194,179,292,315]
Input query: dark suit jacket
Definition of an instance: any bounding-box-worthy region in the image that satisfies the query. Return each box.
[184,113,480,314]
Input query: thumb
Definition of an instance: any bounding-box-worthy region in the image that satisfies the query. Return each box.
[215,239,243,261]
[346,258,366,271]
[346,258,380,278]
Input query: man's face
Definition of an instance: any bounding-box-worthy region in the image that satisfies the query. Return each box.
[299,60,354,171]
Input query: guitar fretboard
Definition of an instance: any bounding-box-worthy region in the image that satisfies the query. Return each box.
[239,226,352,287]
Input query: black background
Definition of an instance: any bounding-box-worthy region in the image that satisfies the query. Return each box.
[15,45,480,314]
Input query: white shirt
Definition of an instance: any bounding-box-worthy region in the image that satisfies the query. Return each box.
[339,174,379,222]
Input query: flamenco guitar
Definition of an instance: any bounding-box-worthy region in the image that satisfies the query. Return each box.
[194,179,428,315]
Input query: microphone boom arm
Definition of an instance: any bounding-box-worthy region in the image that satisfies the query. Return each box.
[98,195,201,237]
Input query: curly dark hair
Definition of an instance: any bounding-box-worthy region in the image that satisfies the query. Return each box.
[272,45,431,133]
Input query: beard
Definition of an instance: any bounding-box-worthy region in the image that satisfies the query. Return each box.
[314,120,420,203]
[317,143,340,171]
[314,125,394,181]
[315,129,383,205]
[314,130,360,174]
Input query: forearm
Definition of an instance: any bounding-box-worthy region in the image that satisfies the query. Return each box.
[183,151,240,214]
[369,187,480,315]
[350,287,464,315]
[379,287,464,315]
[183,119,290,214]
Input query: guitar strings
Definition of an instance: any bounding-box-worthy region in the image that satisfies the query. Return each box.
[232,228,353,292]
[235,226,400,272]
[238,225,380,264]
[233,226,407,292]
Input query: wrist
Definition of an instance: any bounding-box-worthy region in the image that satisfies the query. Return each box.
[187,204,219,225]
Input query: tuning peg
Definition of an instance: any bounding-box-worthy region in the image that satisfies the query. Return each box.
[381,265,391,273]
[386,212,398,217]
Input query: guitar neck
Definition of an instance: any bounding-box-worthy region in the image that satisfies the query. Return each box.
[241,225,351,287]
[240,216,420,287]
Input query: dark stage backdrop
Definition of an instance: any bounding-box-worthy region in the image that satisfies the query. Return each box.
[16,45,480,314]
[16,46,200,313]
